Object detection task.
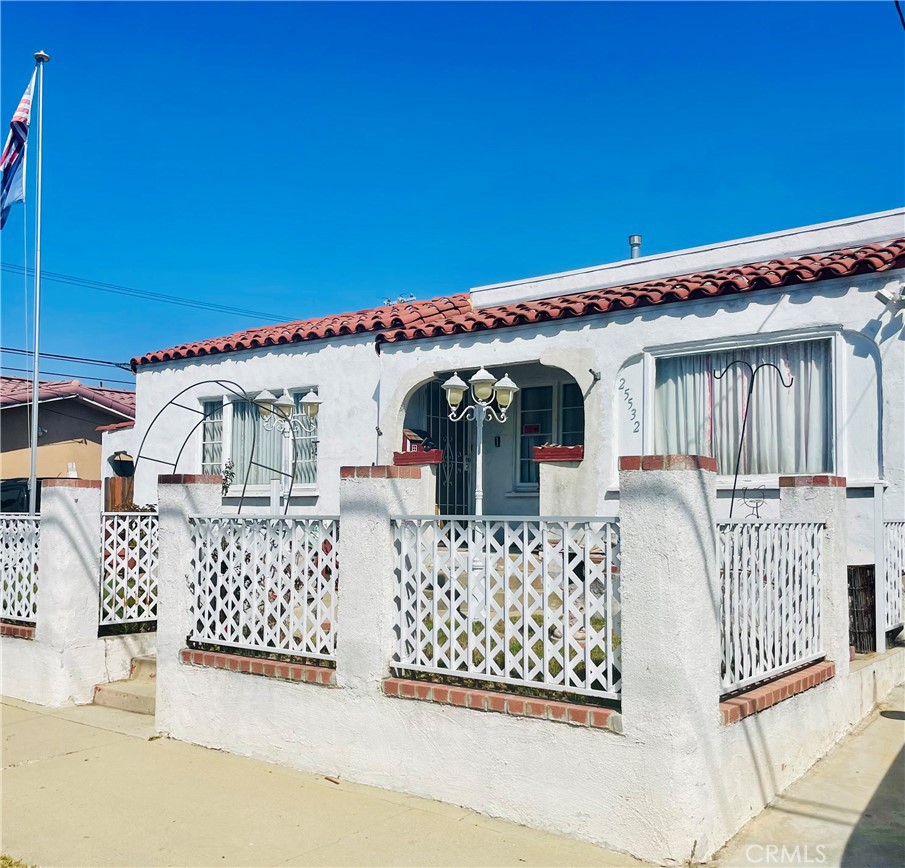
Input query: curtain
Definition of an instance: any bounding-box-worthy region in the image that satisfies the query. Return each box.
[231,401,285,485]
[201,401,223,474]
[654,339,832,475]
[292,392,318,485]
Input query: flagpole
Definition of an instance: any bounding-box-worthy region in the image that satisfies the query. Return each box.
[28,50,49,516]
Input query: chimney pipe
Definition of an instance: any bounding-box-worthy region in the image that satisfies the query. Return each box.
[629,234,642,259]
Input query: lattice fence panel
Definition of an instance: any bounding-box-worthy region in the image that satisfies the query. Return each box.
[100,513,159,626]
[719,522,823,694]
[189,516,339,660]
[1,515,39,623]
[395,517,621,700]
[885,522,905,631]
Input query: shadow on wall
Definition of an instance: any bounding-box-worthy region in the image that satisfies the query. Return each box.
[840,745,904,867]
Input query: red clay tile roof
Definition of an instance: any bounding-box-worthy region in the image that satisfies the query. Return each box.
[377,238,905,344]
[95,420,136,432]
[131,294,473,369]
[132,238,905,367]
[0,375,136,418]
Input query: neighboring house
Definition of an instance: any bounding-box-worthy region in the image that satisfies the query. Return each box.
[0,377,136,488]
[124,208,904,564]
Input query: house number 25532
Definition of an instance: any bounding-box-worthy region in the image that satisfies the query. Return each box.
[618,378,640,433]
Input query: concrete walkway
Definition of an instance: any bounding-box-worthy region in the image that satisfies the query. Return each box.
[713,684,904,867]
[2,686,902,867]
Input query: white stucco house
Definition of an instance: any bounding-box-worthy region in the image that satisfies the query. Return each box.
[111,208,905,565]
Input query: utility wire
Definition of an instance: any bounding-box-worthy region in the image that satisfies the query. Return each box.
[897,0,905,31]
[1,346,130,370]
[1,365,135,386]
[1,262,294,323]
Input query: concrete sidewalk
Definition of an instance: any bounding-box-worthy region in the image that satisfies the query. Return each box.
[2,686,902,867]
[1,697,644,867]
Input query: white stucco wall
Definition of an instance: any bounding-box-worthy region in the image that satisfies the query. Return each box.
[1,480,155,706]
[152,467,904,865]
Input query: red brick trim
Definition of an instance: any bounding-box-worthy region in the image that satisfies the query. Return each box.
[620,454,717,472]
[1,622,35,640]
[383,678,621,732]
[340,465,421,479]
[95,420,136,432]
[393,450,444,466]
[180,648,336,686]
[41,478,102,489]
[158,474,223,485]
[533,445,584,463]
[720,661,835,725]
[778,475,847,488]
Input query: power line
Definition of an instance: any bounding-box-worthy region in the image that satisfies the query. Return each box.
[1,365,135,386]
[1,346,130,370]
[897,0,905,32]
[1,262,294,323]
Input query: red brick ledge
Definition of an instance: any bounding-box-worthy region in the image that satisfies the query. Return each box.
[159,474,223,485]
[180,648,336,686]
[720,661,835,725]
[383,678,622,732]
[340,465,421,479]
[620,455,717,472]
[1,622,35,640]
[533,445,584,462]
[778,475,846,488]
[393,450,444,466]
[41,478,102,489]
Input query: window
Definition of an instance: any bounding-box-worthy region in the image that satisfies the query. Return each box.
[201,400,223,474]
[517,382,586,486]
[654,338,833,475]
[292,391,318,485]
[200,390,319,492]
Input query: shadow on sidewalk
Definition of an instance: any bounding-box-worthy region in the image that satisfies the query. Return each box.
[840,745,904,867]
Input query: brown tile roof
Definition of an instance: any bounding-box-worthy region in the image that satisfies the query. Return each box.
[377,238,905,344]
[132,238,905,368]
[131,294,473,369]
[0,375,136,418]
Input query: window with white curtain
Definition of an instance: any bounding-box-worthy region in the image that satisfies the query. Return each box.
[654,338,833,475]
[199,391,319,491]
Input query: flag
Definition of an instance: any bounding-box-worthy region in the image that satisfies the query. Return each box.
[0,71,36,230]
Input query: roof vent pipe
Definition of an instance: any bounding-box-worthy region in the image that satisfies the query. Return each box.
[629,234,642,259]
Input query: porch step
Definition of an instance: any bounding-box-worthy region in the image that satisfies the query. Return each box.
[129,655,157,681]
[93,678,156,716]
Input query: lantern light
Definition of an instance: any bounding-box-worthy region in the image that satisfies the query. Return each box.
[469,367,497,403]
[493,373,519,409]
[300,389,323,418]
[273,391,295,420]
[254,389,278,418]
[441,372,468,408]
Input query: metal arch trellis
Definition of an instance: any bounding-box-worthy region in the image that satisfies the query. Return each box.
[134,379,305,514]
[713,360,794,519]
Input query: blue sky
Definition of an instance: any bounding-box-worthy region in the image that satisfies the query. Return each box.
[1,1,903,386]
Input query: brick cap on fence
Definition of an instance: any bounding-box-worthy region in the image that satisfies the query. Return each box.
[720,661,835,725]
[778,475,847,488]
[383,678,622,733]
[620,455,717,473]
[158,474,223,485]
[0,622,35,640]
[340,465,421,479]
[180,648,336,686]
[41,477,102,489]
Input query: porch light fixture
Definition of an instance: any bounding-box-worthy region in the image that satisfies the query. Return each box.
[441,372,467,408]
[254,389,278,418]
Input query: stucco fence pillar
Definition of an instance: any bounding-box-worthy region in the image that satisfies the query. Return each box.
[1,479,153,706]
[335,465,436,691]
[617,455,723,861]
[778,476,850,681]
[154,474,222,736]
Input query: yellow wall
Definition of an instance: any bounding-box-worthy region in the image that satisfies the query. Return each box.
[0,439,102,480]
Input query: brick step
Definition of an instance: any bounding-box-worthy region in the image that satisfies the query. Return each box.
[93,678,156,716]
[129,655,157,682]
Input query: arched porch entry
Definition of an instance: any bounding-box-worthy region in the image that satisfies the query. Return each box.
[402,363,585,516]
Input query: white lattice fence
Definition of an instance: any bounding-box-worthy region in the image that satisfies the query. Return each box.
[100,513,159,627]
[189,516,339,660]
[719,522,824,694]
[884,521,905,631]
[1,515,39,624]
[394,517,621,700]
